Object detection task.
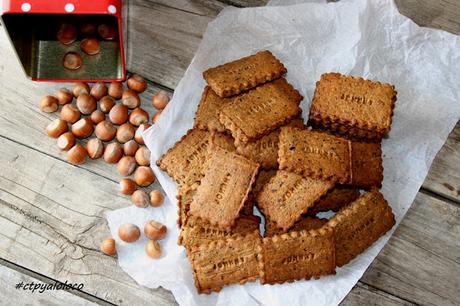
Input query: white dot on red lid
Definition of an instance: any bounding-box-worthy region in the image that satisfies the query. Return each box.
[108,5,117,14]
[21,3,31,12]
[64,3,75,13]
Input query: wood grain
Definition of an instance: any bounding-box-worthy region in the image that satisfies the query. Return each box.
[0,264,96,306]
[422,122,460,203]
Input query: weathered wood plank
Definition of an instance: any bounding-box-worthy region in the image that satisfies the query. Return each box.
[422,122,460,203]
[395,0,460,34]
[0,262,97,306]
[342,283,415,306]
[361,192,460,306]
[0,137,175,306]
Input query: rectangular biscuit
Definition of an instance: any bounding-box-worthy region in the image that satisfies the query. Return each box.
[247,170,277,211]
[259,227,336,284]
[189,146,259,230]
[187,232,262,293]
[179,215,260,247]
[308,186,360,215]
[203,50,287,97]
[156,129,235,188]
[328,189,395,267]
[278,127,352,183]
[219,78,302,145]
[351,141,383,189]
[309,72,396,139]
[256,170,334,231]
[236,118,305,169]
[194,86,231,132]
[264,216,327,237]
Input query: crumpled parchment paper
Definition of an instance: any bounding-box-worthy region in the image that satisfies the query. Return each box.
[106,0,460,305]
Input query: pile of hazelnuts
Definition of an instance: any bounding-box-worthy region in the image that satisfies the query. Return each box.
[39,74,170,259]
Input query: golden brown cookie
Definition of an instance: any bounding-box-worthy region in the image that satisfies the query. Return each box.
[328,189,395,267]
[309,72,396,140]
[351,141,383,189]
[203,50,287,97]
[278,127,352,184]
[256,170,334,230]
[189,147,259,230]
[219,78,302,145]
[187,232,262,293]
[259,227,336,284]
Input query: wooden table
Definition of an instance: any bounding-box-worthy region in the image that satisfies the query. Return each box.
[1,1,459,305]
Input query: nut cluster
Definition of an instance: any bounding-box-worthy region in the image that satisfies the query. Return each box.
[39,74,171,259]
[58,21,118,70]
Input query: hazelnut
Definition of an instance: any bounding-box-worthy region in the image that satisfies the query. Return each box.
[149,190,164,207]
[56,88,73,105]
[100,238,116,256]
[80,22,97,35]
[131,190,150,208]
[135,123,151,145]
[76,93,97,115]
[152,111,162,123]
[108,82,123,99]
[90,110,106,124]
[80,38,100,55]
[71,118,94,138]
[60,104,81,123]
[90,82,108,100]
[39,95,59,113]
[118,223,140,243]
[119,178,136,195]
[144,220,167,240]
[98,23,117,40]
[57,23,77,45]
[127,74,147,93]
[99,96,115,113]
[72,82,90,97]
[67,144,87,165]
[57,132,75,151]
[129,108,149,126]
[87,138,104,159]
[109,104,128,125]
[46,119,68,138]
[135,146,150,166]
[63,52,83,70]
[95,120,117,141]
[121,89,140,109]
[152,90,170,110]
[123,140,139,156]
[117,156,137,176]
[134,166,155,187]
[103,142,123,163]
[145,240,161,259]
[116,123,135,143]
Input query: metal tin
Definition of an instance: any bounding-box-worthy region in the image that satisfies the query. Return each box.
[0,0,126,82]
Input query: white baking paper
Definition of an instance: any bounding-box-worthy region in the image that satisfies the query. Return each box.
[106,0,460,305]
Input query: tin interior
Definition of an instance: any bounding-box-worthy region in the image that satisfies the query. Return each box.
[1,14,123,80]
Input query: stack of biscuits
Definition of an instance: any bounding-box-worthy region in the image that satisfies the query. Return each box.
[156,50,396,293]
